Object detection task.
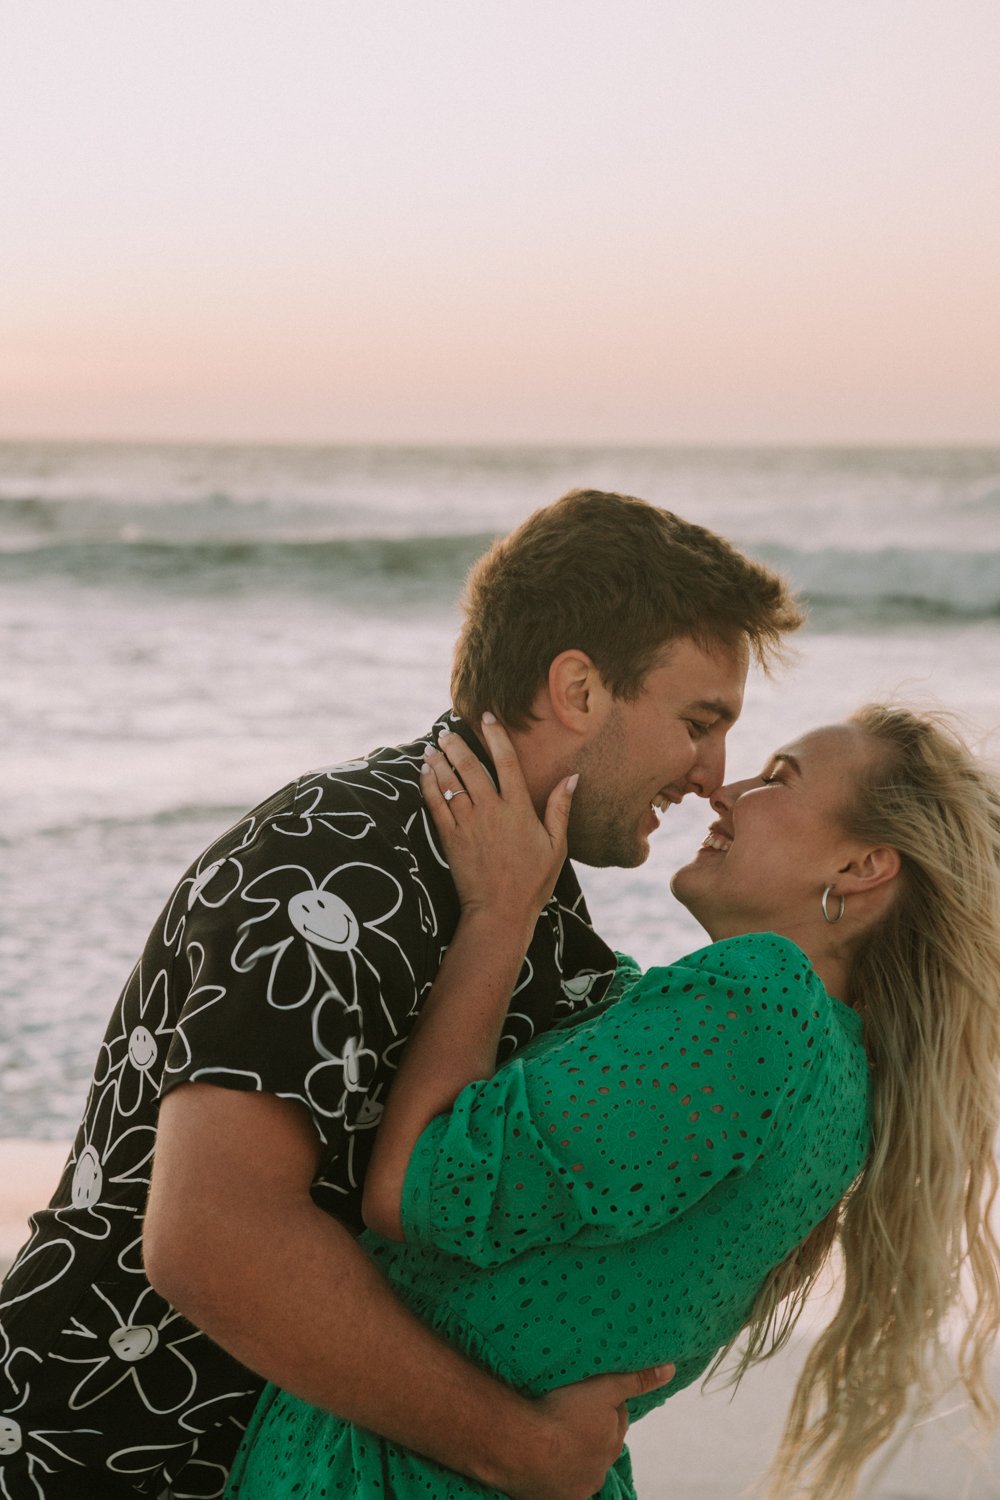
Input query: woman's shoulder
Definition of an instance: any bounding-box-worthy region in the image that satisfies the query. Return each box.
[629,932,863,1048]
[638,932,817,994]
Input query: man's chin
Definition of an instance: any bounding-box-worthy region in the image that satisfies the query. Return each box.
[571,835,651,870]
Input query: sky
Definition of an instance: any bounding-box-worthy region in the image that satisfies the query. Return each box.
[2,1,999,446]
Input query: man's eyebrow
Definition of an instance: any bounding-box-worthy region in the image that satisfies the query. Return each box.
[687,699,738,724]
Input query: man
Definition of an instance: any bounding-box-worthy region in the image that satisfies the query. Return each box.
[0,490,801,1498]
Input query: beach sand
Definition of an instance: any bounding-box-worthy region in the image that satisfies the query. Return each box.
[0,1138,68,1269]
[627,1337,1000,1499]
[3,1138,999,1499]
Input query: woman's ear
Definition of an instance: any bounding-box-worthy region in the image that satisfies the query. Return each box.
[835,845,901,895]
[547,650,612,735]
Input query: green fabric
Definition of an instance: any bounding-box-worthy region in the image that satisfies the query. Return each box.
[224,934,869,1500]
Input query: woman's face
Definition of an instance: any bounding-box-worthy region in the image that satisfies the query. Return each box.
[671,721,878,941]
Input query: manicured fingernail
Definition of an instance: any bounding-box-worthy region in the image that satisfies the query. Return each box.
[420,762,431,775]
[482,711,496,724]
[566,773,579,793]
[423,744,436,759]
[654,1363,675,1383]
[440,728,453,740]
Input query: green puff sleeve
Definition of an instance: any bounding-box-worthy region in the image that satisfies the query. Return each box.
[402,934,833,1266]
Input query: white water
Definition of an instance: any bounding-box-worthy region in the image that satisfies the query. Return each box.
[1,441,998,1137]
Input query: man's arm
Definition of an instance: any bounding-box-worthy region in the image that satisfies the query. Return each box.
[144,1083,670,1500]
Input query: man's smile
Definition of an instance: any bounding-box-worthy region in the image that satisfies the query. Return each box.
[650,789,683,820]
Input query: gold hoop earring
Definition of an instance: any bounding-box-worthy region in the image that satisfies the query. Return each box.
[821,884,845,924]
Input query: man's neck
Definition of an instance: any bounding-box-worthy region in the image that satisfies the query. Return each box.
[505,721,574,820]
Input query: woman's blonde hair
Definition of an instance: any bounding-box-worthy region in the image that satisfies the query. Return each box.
[727,704,1000,1497]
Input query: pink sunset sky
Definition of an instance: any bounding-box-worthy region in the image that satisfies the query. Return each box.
[2,0,998,446]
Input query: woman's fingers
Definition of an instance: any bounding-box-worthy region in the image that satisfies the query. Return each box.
[543,771,579,847]
[433,726,498,803]
[423,741,465,793]
[432,715,530,808]
[425,718,577,838]
[477,713,532,805]
[421,747,469,828]
[420,719,579,920]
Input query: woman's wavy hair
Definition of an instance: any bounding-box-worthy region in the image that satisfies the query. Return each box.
[722,704,1000,1498]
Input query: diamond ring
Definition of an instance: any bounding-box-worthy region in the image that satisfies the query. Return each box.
[443,788,467,803]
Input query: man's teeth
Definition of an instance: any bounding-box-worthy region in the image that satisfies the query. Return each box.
[701,832,732,852]
[651,793,672,811]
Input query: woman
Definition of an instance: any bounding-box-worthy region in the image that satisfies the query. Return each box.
[224,705,1000,1500]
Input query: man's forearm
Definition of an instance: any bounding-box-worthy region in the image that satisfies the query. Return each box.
[148,1188,549,1493]
[146,1085,664,1500]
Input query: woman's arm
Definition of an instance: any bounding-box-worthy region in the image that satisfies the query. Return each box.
[390,938,838,1269]
[362,717,577,1239]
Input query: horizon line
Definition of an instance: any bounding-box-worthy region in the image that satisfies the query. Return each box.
[2,434,999,454]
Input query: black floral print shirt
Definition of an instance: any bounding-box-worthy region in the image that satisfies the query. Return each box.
[0,715,616,1499]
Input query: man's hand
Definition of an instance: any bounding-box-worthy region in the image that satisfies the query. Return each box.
[146,1084,671,1497]
[502,1363,675,1500]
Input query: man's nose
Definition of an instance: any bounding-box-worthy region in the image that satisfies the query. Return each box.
[687,739,727,800]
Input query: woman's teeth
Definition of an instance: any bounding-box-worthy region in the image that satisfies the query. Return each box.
[701,832,732,852]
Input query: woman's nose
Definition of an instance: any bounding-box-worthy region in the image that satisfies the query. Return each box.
[710,775,755,816]
[710,782,734,816]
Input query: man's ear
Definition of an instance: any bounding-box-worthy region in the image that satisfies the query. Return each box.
[546,650,612,736]
[835,844,901,896]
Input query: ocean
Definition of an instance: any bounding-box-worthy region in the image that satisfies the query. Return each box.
[2,440,999,1141]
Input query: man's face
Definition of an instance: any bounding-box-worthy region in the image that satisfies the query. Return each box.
[568,637,747,868]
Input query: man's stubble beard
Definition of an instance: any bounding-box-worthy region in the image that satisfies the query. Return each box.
[566,709,651,871]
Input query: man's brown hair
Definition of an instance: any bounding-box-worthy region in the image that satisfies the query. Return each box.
[451,488,804,728]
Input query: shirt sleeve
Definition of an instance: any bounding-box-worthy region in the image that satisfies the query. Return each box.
[601,950,644,1006]
[401,934,832,1266]
[159,799,428,1149]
